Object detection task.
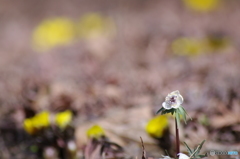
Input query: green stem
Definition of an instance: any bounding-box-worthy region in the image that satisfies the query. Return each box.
[175,118,180,158]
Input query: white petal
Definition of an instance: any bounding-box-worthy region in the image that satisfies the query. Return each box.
[171,90,180,95]
[161,155,173,159]
[172,103,180,109]
[176,94,184,105]
[174,90,180,94]
[162,102,172,110]
[178,153,190,159]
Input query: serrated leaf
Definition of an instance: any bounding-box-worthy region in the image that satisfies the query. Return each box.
[184,142,193,156]
[156,107,164,114]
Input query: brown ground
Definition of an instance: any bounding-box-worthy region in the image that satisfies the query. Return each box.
[0,0,240,158]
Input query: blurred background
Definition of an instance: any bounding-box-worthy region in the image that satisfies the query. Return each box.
[0,0,240,158]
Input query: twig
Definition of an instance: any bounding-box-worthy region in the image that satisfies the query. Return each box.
[140,137,146,159]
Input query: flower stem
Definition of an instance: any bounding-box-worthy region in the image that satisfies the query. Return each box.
[175,118,180,158]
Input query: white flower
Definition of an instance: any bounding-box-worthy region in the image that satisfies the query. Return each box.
[159,155,173,159]
[162,90,183,110]
[178,153,190,159]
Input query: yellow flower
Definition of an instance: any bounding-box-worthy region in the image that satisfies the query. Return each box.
[172,35,230,56]
[183,0,219,12]
[171,37,205,56]
[23,118,35,135]
[55,110,72,129]
[32,18,75,51]
[202,36,230,52]
[86,125,105,139]
[145,115,169,138]
[77,13,115,39]
[32,111,51,128]
[23,111,50,134]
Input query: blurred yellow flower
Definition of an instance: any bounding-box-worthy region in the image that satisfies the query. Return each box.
[32,111,50,128]
[23,111,50,134]
[77,13,115,39]
[202,35,230,52]
[55,110,73,129]
[145,115,169,138]
[23,118,35,135]
[32,18,75,50]
[172,36,230,57]
[86,125,105,139]
[171,37,205,56]
[183,0,220,12]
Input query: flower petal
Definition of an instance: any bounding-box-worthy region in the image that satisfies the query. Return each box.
[172,103,180,109]
[171,90,180,95]
[177,94,184,105]
[162,102,172,110]
[178,153,190,159]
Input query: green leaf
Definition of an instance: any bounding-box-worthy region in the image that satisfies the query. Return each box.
[182,106,192,120]
[175,109,181,127]
[195,140,205,156]
[196,153,208,158]
[184,142,193,156]
[192,148,197,157]
[161,108,174,115]
[190,140,206,158]
[156,107,164,114]
[171,109,176,115]
[30,145,39,153]
[178,106,187,124]
[185,140,206,159]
